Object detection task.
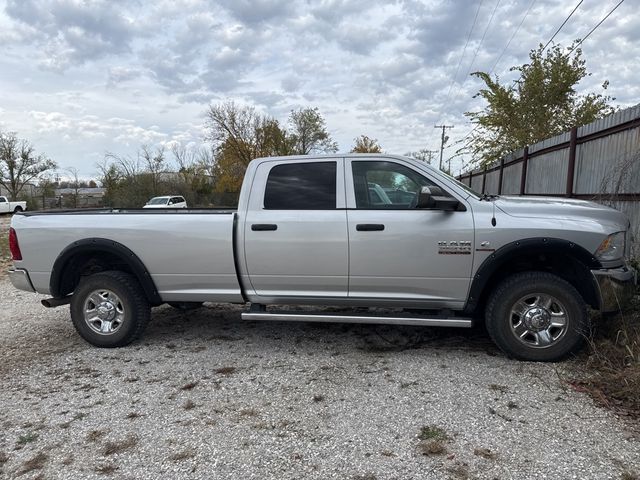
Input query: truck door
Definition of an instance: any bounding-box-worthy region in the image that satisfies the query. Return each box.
[0,197,8,213]
[346,159,474,307]
[243,159,349,298]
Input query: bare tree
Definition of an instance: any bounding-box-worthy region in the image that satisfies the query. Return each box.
[66,167,81,208]
[140,145,166,195]
[0,131,56,200]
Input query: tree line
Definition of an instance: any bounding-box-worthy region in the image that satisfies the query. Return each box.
[0,41,616,208]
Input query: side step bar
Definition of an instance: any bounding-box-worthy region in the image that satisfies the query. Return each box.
[241,310,472,328]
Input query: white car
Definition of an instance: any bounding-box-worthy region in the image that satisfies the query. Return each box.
[143,196,187,209]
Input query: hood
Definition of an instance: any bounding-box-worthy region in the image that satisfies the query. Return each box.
[495,195,629,229]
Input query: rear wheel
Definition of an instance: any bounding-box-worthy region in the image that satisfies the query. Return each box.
[70,271,150,347]
[13,206,23,213]
[485,272,588,361]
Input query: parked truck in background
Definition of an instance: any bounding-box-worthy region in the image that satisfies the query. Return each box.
[7,154,636,361]
[0,196,26,214]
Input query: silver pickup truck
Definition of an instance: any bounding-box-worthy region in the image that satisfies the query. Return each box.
[7,154,636,361]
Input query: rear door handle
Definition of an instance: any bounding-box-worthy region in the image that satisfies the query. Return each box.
[251,224,278,231]
[356,224,385,231]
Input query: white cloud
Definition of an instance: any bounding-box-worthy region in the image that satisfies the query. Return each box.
[0,0,636,176]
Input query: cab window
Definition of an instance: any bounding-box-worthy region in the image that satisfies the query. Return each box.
[264,162,337,210]
[352,161,448,209]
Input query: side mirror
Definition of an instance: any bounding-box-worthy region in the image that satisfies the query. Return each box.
[416,186,461,211]
[416,186,436,208]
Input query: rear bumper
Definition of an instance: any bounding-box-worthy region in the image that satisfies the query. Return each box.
[591,266,637,313]
[8,268,36,293]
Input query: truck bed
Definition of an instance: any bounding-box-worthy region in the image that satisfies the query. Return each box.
[11,209,243,303]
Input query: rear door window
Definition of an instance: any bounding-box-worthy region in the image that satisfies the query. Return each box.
[264,162,337,210]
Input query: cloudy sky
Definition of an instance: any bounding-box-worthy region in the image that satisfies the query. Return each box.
[0,0,637,179]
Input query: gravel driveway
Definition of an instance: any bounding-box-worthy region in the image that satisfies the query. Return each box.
[0,275,638,479]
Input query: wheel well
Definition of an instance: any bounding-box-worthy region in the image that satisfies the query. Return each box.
[50,239,161,306]
[467,248,600,316]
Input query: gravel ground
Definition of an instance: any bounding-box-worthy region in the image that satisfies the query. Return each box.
[0,275,639,479]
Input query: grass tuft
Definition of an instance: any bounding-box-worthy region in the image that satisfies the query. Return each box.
[94,463,118,475]
[18,452,48,475]
[102,435,138,456]
[417,425,449,456]
[573,298,640,418]
[87,430,106,442]
[474,447,498,459]
[418,425,448,441]
[214,366,237,375]
[17,432,39,445]
[170,449,196,462]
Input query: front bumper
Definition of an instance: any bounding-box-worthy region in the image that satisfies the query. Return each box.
[8,268,36,293]
[591,266,637,313]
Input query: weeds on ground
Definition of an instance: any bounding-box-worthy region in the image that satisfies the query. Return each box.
[18,452,48,475]
[102,435,138,456]
[87,430,106,442]
[573,295,640,418]
[170,449,196,462]
[215,366,237,375]
[417,425,449,456]
[94,463,118,475]
[17,432,39,445]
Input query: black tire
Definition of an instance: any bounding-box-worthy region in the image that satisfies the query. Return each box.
[485,271,588,362]
[13,206,23,213]
[70,271,150,348]
[168,302,203,311]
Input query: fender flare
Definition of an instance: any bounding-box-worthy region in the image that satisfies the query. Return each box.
[50,238,162,305]
[464,237,601,313]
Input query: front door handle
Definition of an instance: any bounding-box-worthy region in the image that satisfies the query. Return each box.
[356,224,385,231]
[251,224,278,231]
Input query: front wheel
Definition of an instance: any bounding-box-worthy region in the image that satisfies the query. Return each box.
[70,271,150,347]
[485,272,588,362]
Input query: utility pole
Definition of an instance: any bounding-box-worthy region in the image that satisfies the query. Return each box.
[434,125,454,171]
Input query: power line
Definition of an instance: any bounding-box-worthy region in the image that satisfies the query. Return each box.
[489,0,536,75]
[444,0,484,102]
[465,0,501,76]
[541,0,583,52]
[574,0,625,50]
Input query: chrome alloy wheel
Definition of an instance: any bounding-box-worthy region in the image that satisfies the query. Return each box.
[509,293,568,348]
[83,289,126,335]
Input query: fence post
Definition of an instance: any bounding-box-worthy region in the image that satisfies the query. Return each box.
[520,146,528,195]
[481,167,487,194]
[566,126,578,197]
[497,157,505,195]
[467,173,472,187]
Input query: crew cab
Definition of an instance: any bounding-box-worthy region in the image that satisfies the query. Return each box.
[7,154,636,361]
[0,196,26,214]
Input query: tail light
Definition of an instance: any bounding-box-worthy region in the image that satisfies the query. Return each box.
[8,227,22,261]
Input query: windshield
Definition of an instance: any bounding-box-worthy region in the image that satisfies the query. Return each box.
[147,197,169,205]
[438,170,481,198]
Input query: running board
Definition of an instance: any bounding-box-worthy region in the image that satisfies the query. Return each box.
[241,311,472,328]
